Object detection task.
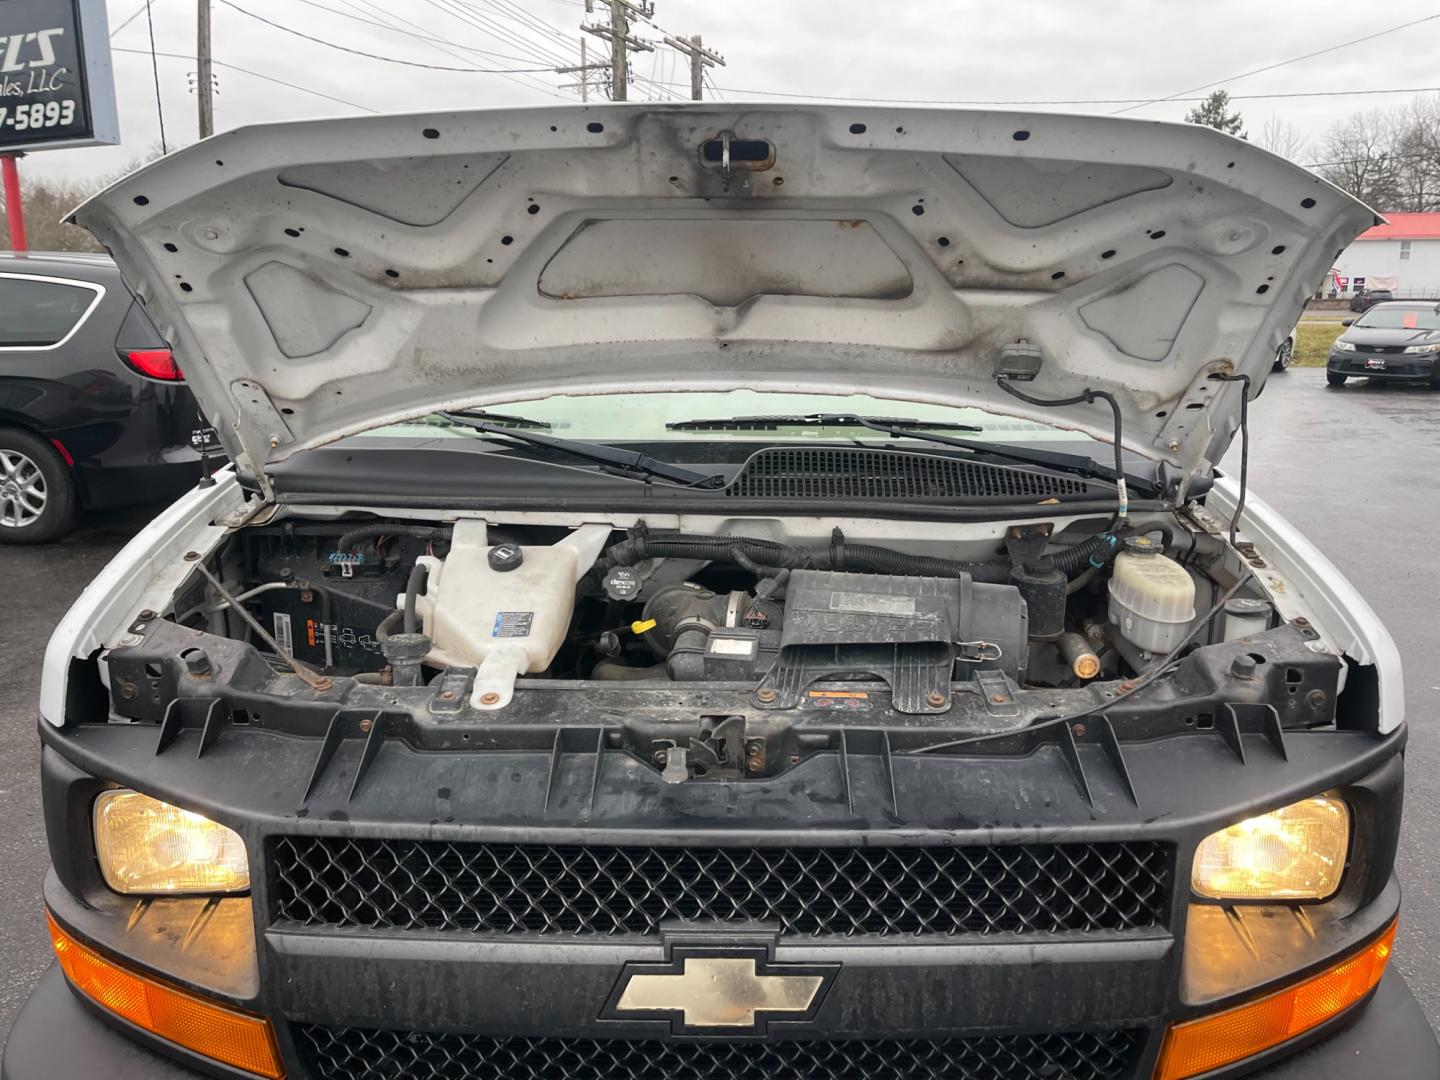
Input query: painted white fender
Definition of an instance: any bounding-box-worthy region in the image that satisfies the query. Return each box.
[39,472,248,726]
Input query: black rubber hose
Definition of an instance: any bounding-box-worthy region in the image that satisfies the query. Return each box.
[337,523,452,554]
[1049,532,1122,576]
[403,562,429,635]
[593,533,1014,583]
[375,609,403,642]
[814,542,1013,583]
[595,534,811,573]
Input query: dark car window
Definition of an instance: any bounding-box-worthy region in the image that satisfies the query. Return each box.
[114,298,168,350]
[0,276,98,347]
[1355,305,1440,330]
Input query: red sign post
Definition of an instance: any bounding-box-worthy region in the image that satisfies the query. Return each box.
[2,155,27,254]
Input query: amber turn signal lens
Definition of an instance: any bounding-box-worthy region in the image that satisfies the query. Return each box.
[1154,919,1396,1080]
[47,911,284,1078]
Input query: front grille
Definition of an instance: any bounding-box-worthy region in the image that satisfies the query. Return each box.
[269,838,1170,937]
[296,1025,1146,1080]
[727,447,1097,501]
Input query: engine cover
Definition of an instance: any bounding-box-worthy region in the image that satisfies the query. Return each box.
[755,570,1028,714]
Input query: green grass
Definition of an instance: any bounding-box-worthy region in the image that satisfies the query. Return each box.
[1293,321,1344,367]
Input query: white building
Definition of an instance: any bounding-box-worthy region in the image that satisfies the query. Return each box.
[1332,213,1440,299]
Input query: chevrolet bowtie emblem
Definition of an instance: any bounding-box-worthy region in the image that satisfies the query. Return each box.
[605,949,836,1034]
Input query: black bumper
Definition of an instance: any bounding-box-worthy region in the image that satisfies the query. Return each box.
[1327,353,1439,380]
[7,962,1438,1080]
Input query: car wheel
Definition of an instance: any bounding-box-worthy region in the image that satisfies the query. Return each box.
[1273,340,1293,371]
[1327,372,1347,388]
[0,429,78,543]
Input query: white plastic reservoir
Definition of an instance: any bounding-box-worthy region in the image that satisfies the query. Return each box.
[408,520,612,709]
[1107,537,1197,654]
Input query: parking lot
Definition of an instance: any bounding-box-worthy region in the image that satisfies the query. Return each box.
[0,368,1437,1044]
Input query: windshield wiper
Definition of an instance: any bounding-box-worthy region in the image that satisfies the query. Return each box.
[666,413,984,433]
[439,408,552,430]
[437,412,725,488]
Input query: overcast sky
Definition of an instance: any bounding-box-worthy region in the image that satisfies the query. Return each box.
[21,0,1440,183]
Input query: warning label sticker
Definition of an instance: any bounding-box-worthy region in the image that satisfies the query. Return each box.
[829,591,915,616]
[492,611,535,638]
[272,611,293,657]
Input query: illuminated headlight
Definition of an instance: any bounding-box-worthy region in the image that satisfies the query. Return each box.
[1403,343,1440,354]
[94,790,249,895]
[1331,340,1357,352]
[1192,796,1349,902]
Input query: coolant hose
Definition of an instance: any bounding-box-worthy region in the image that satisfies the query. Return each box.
[403,563,429,635]
[1048,532,1121,576]
[819,542,1013,583]
[592,533,1014,583]
[337,523,452,554]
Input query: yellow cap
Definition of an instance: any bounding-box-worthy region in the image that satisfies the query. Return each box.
[631,619,657,634]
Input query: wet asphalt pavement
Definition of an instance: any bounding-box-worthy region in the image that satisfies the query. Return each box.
[0,368,1436,1043]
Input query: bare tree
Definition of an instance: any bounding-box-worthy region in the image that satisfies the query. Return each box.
[1257,116,1309,162]
[1,144,171,252]
[1316,109,1403,209]
[1391,97,1440,211]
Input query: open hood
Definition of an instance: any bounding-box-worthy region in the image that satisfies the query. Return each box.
[74,104,1375,498]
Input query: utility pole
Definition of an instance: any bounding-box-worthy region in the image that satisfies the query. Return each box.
[196,0,214,138]
[555,37,611,101]
[664,34,724,101]
[583,0,653,102]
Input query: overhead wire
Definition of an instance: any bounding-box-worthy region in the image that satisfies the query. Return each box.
[1110,12,1440,115]
[113,47,379,112]
[291,0,543,65]
[143,0,167,153]
[346,0,566,97]
[638,81,1440,107]
[217,0,557,72]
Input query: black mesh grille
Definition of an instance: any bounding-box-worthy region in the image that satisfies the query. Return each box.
[296,1025,1146,1080]
[269,838,1170,937]
[727,447,1094,501]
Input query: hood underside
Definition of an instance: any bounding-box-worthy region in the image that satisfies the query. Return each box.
[73,104,1376,496]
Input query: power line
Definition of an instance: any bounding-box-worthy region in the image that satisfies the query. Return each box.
[428,0,579,68]
[1111,12,1440,115]
[637,81,1440,106]
[110,0,153,38]
[143,0,167,153]
[216,0,558,72]
[113,47,379,112]
[344,0,565,99]
[287,0,543,65]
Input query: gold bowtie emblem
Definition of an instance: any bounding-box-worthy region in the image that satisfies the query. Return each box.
[615,955,826,1028]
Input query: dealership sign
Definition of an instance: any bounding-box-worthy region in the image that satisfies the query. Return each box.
[0,0,118,152]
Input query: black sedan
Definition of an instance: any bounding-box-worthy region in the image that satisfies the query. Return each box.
[1326,300,1440,388]
[0,252,213,541]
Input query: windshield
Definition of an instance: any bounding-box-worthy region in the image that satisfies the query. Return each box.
[368,390,1099,447]
[1355,305,1440,330]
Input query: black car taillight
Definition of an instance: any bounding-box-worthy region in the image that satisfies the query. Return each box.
[122,348,183,381]
[114,299,182,381]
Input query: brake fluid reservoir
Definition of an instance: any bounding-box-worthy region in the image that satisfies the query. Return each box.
[1107,537,1196,653]
[409,520,611,709]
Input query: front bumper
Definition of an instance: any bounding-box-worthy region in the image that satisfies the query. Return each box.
[1327,350,1439,379]
[17,702,1419,1080]
[7,961,1438,1080]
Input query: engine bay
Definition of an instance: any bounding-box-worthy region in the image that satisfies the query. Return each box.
[94,507,1347,781]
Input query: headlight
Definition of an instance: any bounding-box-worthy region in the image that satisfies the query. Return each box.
[1191,795,1349,901]
[94,790,249,895]
[1403,343,1440,354]
[1331,340,1356,352]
